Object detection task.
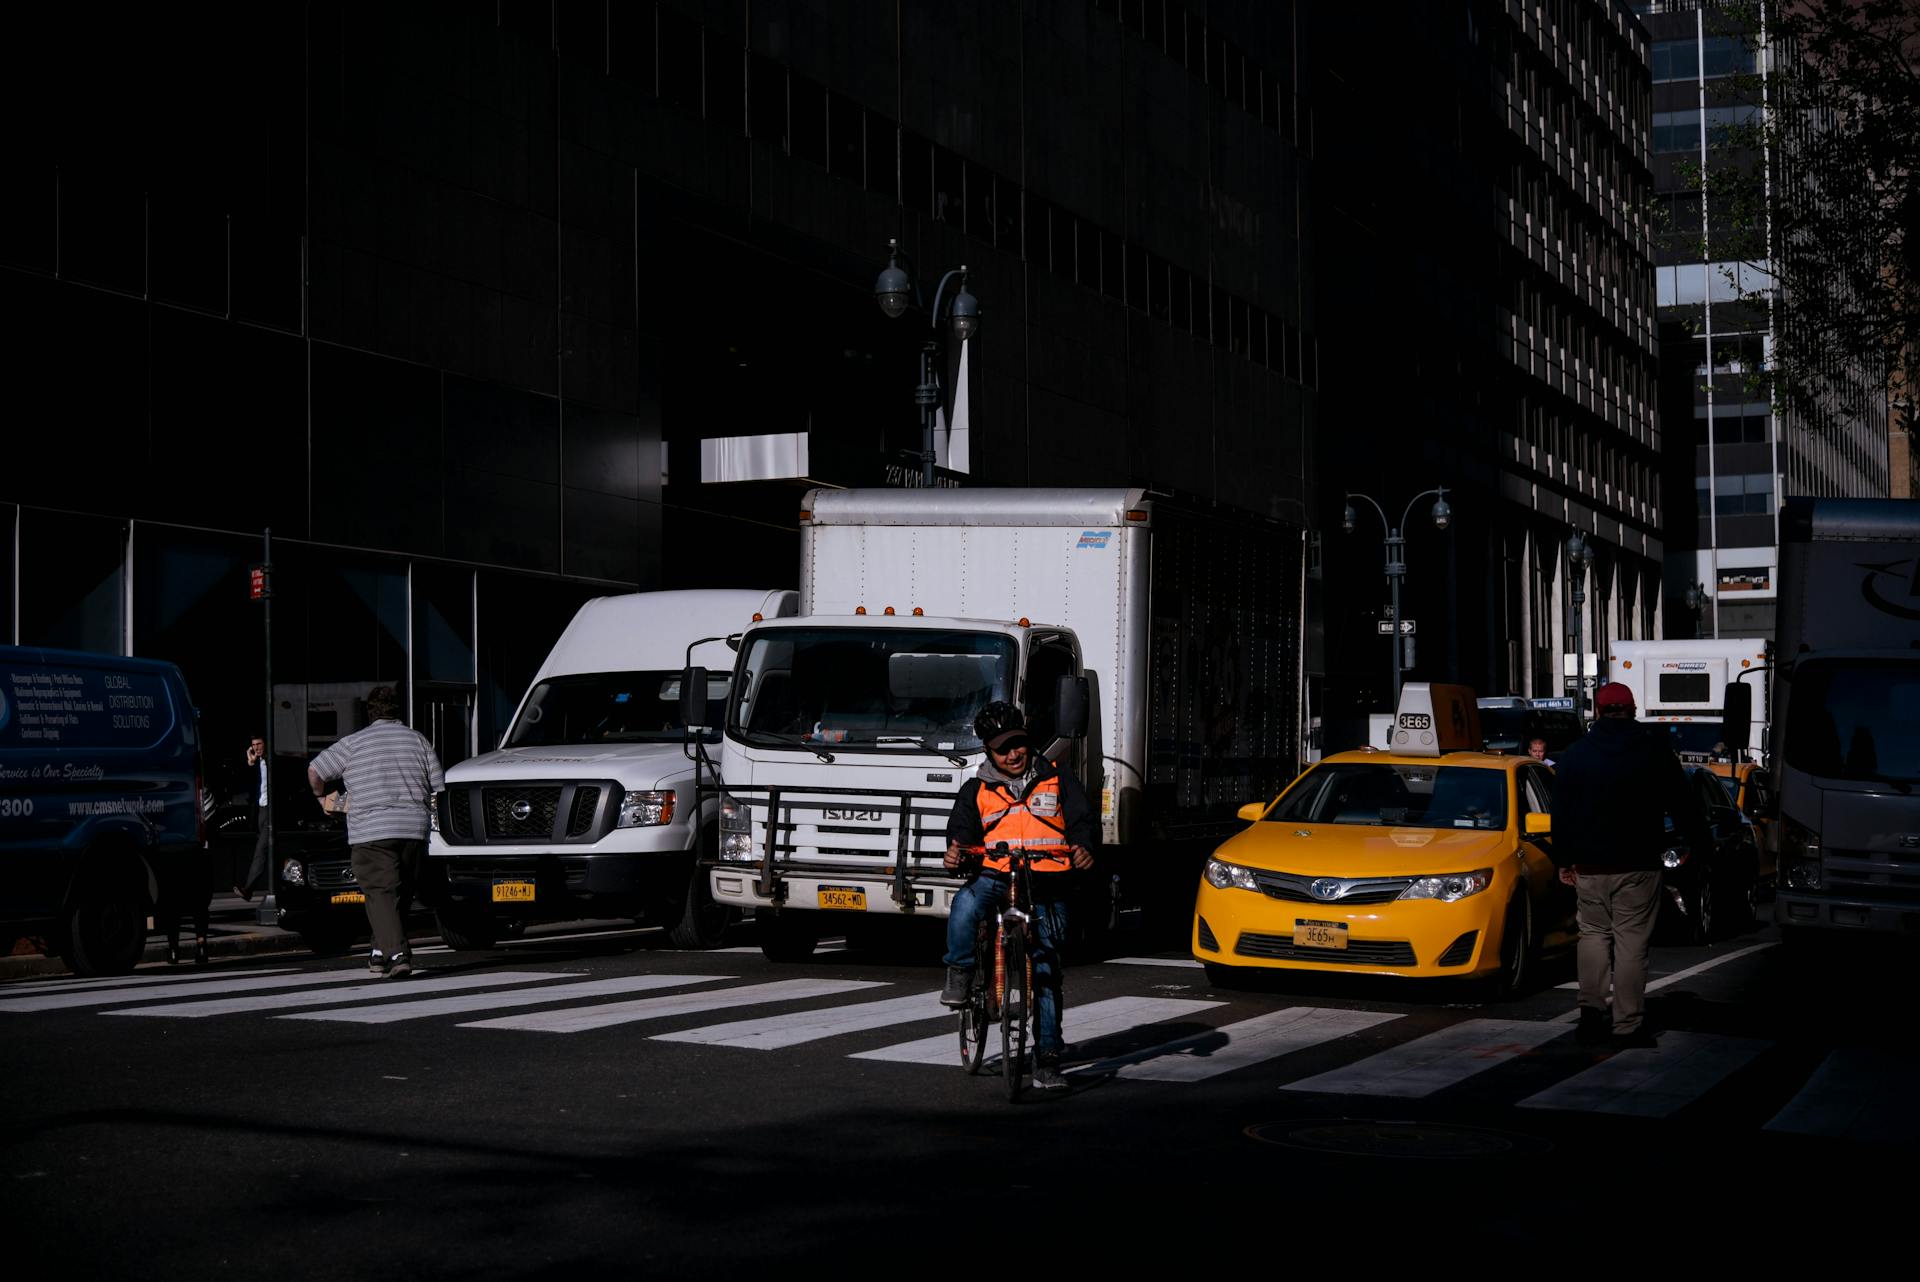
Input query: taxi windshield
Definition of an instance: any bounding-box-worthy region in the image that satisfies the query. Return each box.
[1268,763,1508,830]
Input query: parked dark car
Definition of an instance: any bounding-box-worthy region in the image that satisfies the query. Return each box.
[1659,765,1763,943]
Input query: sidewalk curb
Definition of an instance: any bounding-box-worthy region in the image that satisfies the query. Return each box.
[1,928,313,983]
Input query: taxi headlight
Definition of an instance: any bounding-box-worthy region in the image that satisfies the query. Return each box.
[617,790,675,828]
[1205,858,1261,892]
[1397,869,1493,902]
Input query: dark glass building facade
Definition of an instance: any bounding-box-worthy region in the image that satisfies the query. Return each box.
[1,2,1316,788]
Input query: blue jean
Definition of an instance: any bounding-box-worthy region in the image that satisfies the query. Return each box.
[944,873,1069,1053]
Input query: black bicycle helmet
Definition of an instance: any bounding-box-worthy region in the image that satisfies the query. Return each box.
[974,700,1030,751]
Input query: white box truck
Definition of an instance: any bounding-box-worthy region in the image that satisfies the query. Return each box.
[692,488,1307,960]
[428,588,796,949]
[1767,498,1920,937]
[1607,638,1769,762]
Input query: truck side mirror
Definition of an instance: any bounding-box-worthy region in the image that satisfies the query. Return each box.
[1055,675,1090,739]
[1721,682,1751,761]
[680,666,710,733]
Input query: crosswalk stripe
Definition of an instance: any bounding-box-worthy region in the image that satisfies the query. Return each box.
[851,996,1224,1066]
[653,991,948,1049]
[0,969,376,1014]
[459,978,890,1033]
[105,971,573,1018]
[1765,1048,1920,1143]
[4,967,295,994]
[285,974,730,1024]
[1078,1007,1405,1083]
[1281,1018,1566,1098]
[1517,1031,1771,1116]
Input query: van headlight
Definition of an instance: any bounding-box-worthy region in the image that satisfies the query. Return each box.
[617,790,675,828]
[1205,858,1261,891]
[720,795,755,861]
[1397,869,1493,902]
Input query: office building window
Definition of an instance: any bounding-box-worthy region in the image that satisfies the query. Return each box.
[18,509,125,654]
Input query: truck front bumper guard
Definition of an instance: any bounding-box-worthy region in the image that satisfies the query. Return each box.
[697,783,956,911]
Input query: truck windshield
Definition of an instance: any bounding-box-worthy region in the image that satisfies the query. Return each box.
[506,670,727,747]
[1268,763,1508,830]
[1785,659,1920,784]
[729,627,1015,752]
[1645,721,1733,756]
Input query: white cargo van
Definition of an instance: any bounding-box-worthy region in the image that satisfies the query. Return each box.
[692,488,1307,959]
[429,588,796,949]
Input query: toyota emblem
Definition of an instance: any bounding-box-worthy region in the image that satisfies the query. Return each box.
[1309,878,1344,901]
[510,800,533,821]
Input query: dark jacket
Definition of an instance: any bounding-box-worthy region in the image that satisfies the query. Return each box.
[946,757,1097,878]
[1549,716,1712,872]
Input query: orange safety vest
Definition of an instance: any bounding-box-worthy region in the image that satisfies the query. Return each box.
[976,771,1074,873]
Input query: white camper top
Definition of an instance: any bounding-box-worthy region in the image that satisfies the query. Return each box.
[535,589,797,680]
[804,487,1149,527]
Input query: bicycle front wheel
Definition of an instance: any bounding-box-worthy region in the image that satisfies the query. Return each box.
[959,975,990,1074]
[1001,930,1030,1101]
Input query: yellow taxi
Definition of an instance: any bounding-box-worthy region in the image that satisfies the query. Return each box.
[1192,684,1574,996]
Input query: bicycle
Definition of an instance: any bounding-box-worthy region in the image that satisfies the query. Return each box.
[954,841,1042,1101]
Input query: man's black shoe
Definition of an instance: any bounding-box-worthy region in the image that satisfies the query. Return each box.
[1609,1029,1658,1050]
[385,952,413,979]
[1032,1053,1069,1091]
[940,967,971,1007]
[1574,1009,1611,1046]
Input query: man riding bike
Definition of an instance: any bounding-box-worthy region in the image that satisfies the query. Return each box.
[941,701,1096,1091]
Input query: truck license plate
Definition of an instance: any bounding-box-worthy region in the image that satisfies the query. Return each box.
[1294,919,1348,950]
[330,891,366,906]
[817,885,867,911]
[492,881,536,903]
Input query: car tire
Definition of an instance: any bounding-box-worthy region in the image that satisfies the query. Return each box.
[434,910,500,952]
[1688,878,1716,945]
[757,909,820,962]
[1490,894,1532,1000]
[61,855,150,977]
[667,858,732,950]
[1201,960,1245,990]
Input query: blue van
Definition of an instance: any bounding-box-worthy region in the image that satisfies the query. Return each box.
[0,646,205,974]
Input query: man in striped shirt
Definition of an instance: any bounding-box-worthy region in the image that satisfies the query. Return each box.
[308,685,445,977]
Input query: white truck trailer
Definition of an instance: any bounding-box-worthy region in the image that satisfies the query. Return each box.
[1606,637,1769,761]
[691,488,1308,960]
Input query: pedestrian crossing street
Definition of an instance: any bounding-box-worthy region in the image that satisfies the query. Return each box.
[3,961,1908,1142]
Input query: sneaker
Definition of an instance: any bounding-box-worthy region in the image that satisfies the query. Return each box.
[1574,1009,1611,1046]
[1032,1053,1069,1091]
[1609,1029,1658,1050]
[367,950,388,976]
[940,966,971,1007]
[385,952,413,979]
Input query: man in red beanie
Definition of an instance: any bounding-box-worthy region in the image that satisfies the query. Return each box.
[1548,681,1711,1047]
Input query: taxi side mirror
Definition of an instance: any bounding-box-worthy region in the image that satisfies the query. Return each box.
[1237,801,1270,823]
[1523,813,1552,837]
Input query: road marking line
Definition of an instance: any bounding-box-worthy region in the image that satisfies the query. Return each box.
[0,969,377,1014]
[286,974,729,1024]
[1549,941,1778,1022]
[1079,1007,1405,1083]
[1103,957,1205,969]
[654,991,949,1049]
[107,972,572,1018]
[1282,1018,1566,1098]
[1517,1030,1771,1116]
[460,978,889,1033]
[4,967,295,993]
[1765,1049,1920,1143]
[852,996,1224,1066]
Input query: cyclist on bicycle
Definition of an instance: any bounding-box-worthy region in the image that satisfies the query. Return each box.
[941,701,1096,1091]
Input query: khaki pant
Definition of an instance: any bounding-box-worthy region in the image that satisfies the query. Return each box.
[1575,869,1662,1036]
[349,838,424,960]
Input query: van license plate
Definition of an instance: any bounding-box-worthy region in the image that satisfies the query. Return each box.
[818,885,866,911]
[492,881,536,903]
[330,891,366,906]
[1295,919,1348,950]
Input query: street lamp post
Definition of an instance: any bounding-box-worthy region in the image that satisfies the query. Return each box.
[1567,531,1595,716]
[874,239,979,486]
[1342,487,1453,711]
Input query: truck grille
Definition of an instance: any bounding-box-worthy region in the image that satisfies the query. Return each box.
[1234,933,1417,966]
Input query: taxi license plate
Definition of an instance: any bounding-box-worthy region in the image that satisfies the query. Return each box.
[817,885,867,911]
[1294,919,1348,951]
[330,891,366,906]
[491,881,536,903]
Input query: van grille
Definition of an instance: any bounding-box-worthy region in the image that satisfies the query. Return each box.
[485,787,561,839]
[567,787,602,838]
[439,781,618,845]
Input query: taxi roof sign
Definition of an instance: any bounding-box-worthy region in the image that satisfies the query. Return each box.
[1391,683,1482,757]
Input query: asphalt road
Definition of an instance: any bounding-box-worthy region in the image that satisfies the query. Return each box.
[4,913,1914,1276]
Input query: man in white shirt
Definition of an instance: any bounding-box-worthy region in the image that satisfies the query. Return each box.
[236,735,270,901]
